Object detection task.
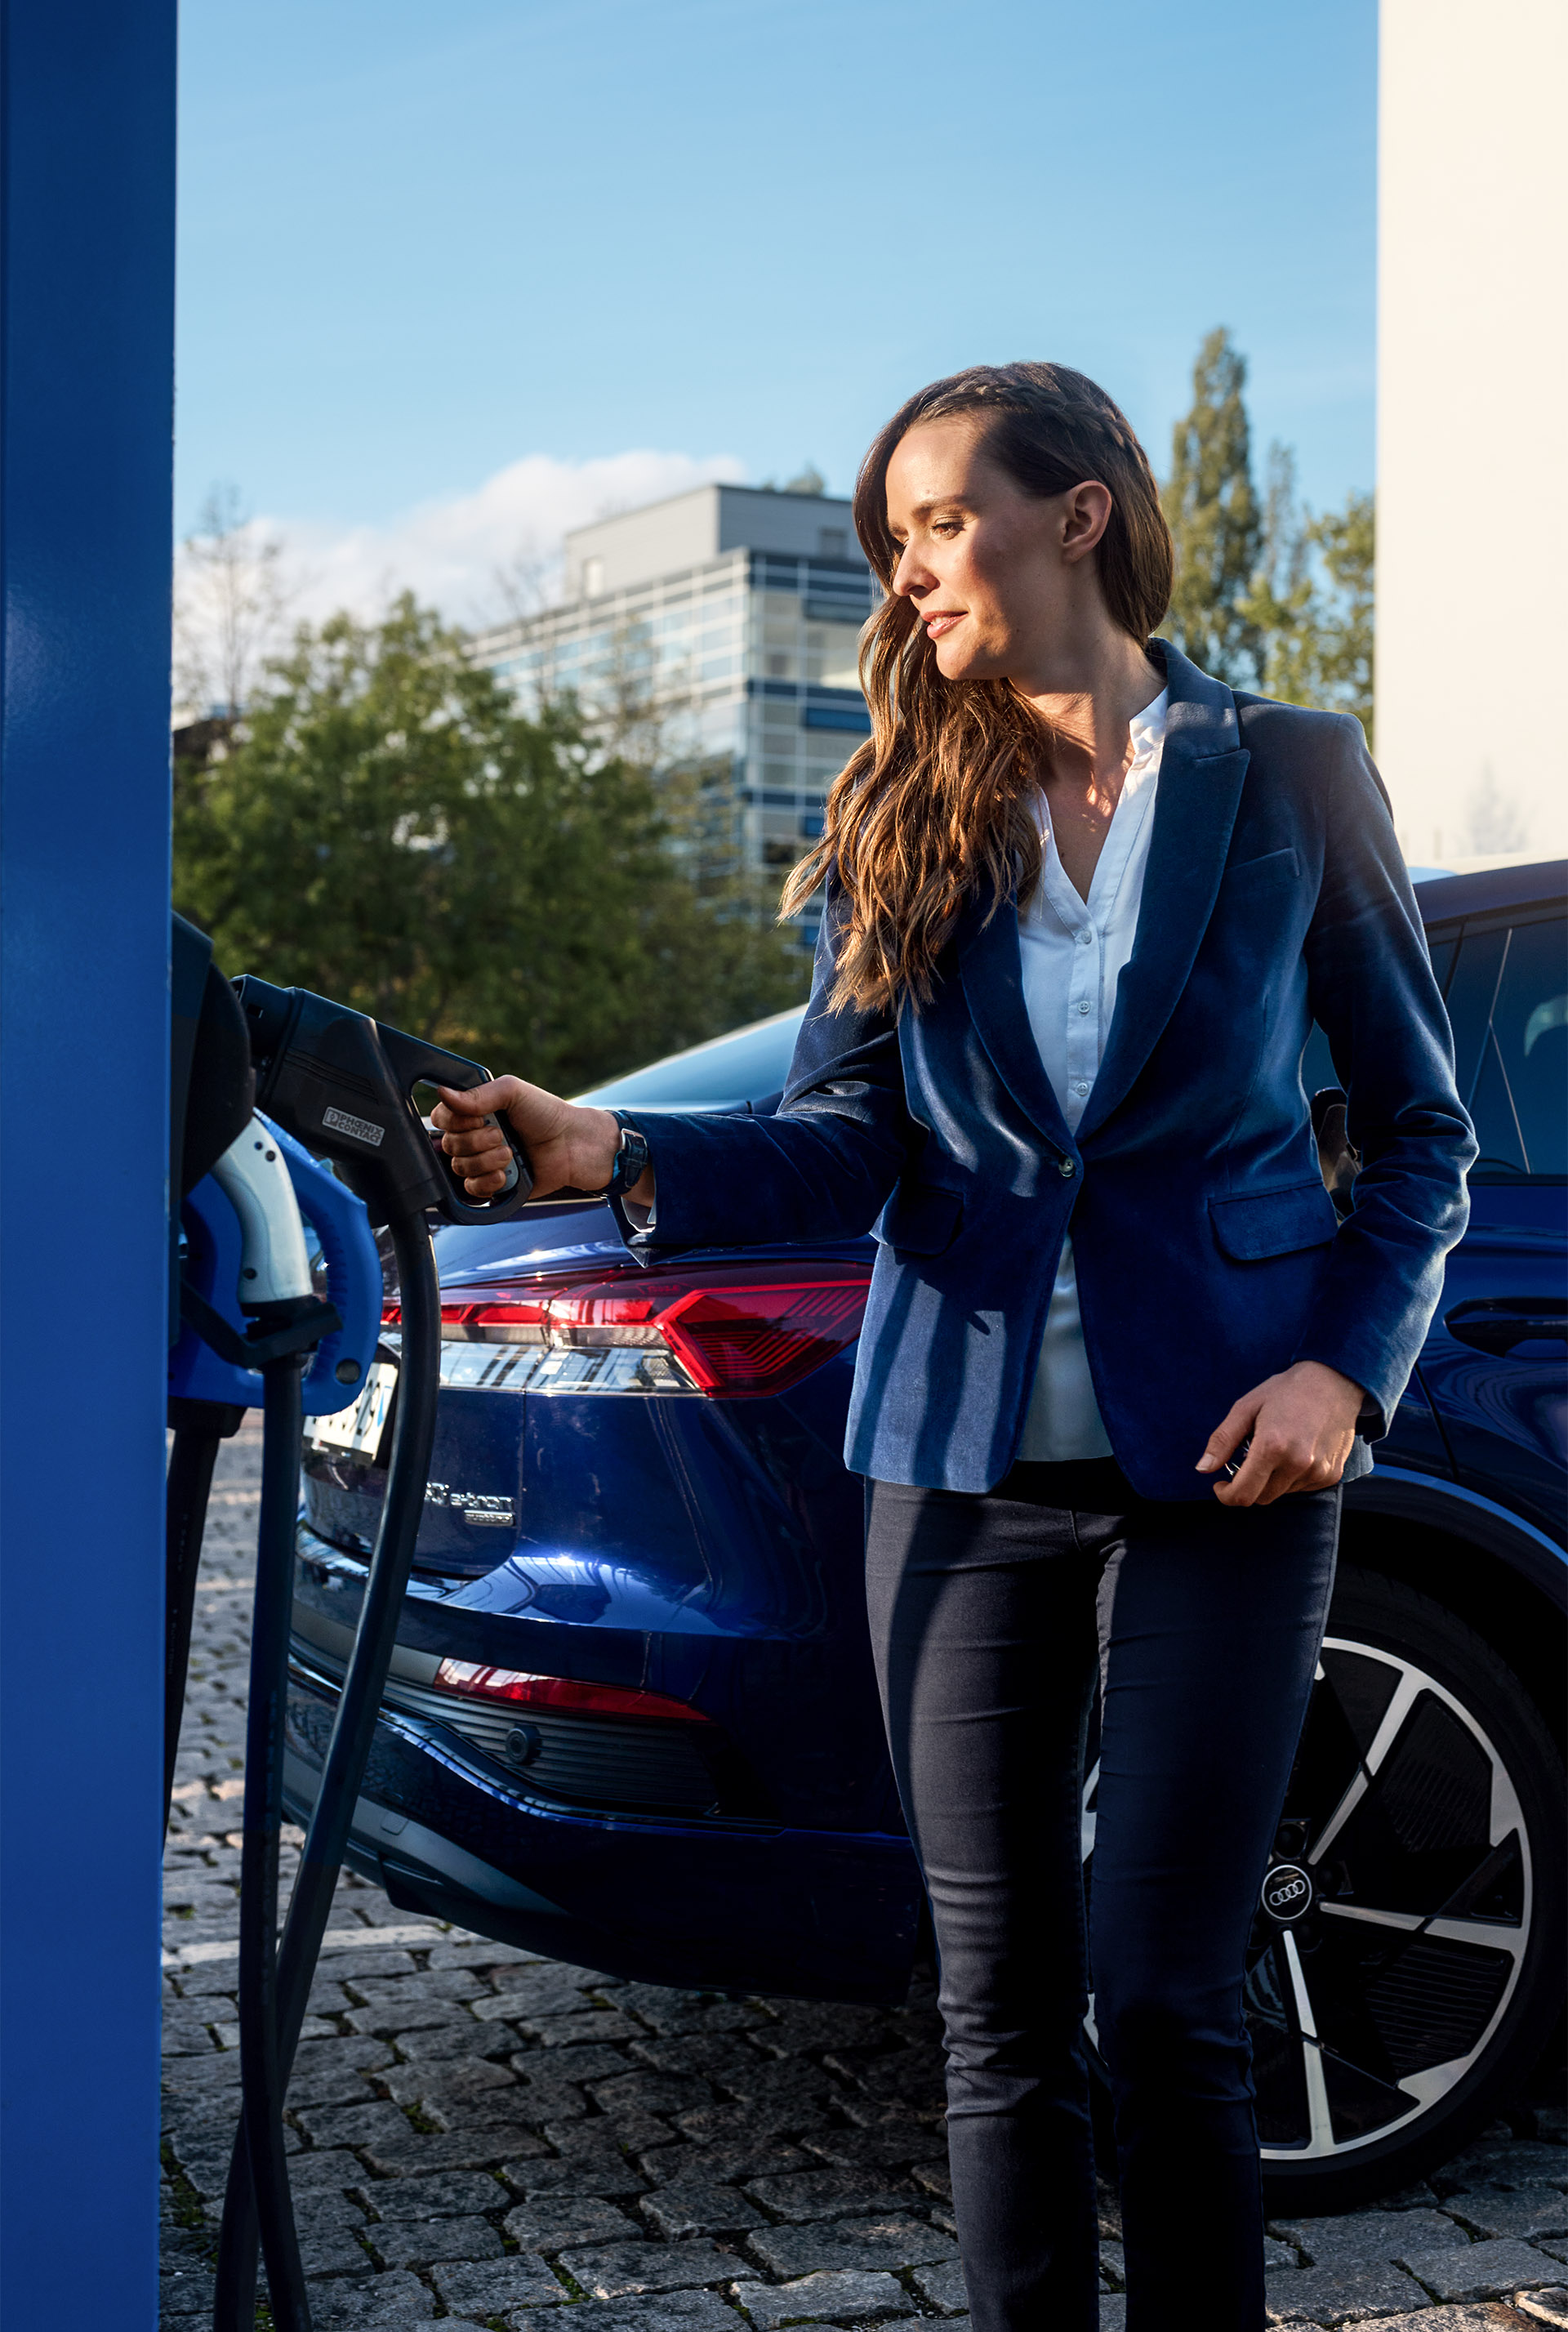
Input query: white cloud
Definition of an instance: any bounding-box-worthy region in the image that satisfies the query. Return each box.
[282,446,745,628]
[173,447,746,713]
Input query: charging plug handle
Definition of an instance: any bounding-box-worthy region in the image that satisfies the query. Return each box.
[233,976,532,1225]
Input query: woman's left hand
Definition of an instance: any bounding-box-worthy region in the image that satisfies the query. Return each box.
[1197,1360,1365,1507]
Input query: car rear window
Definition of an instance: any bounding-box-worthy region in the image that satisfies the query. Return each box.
[573,1005,808,1111]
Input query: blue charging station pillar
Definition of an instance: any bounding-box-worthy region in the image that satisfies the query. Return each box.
[0,0,176,2319]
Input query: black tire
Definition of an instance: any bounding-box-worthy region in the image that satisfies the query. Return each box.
[1083,1562,1566,2214]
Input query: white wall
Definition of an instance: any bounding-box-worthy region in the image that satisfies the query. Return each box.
[564,488,723,599]
[1378,0,1568,864]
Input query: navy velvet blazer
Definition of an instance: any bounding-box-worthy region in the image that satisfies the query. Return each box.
[620,643,1476,1500]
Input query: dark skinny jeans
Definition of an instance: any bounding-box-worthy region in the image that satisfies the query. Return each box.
[864,1457,1339,2332]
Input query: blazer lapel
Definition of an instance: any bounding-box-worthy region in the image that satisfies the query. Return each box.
[957,894,1076,1157]
[1073,643,1250,1144]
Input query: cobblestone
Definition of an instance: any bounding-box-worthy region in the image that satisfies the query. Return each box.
[368,2211,506,2267]
[1272,2209,1472,2267]
[1516,2291,1568,2326]
[159,1424,1568,2331]
[1262,2261,1431,2322]
[502,2194,645,2248]
[305,2269,433,2327]
[637,2178,764,2237]
[299,2224,376,2276]
[358,2121,551,2177]
[800,2125,947,2170]
[558,2240,737,2298]
[523,2009,642,2047]
[742,2211,958,2278]
[1343,2312,1548,2331]
[1405,2243,1568,2303]
[744,2165,922,2222]
[911,2258,968,2311]
[509,2296,740,2332]
[427,2255,567,2312]
[158,2263,217,2318]
[731,2268,917,2325]
[356,2169,506,2217]
[1437,2142,1568,2195]
[504,2151,651,2199]
[1446,2193,1568,2243]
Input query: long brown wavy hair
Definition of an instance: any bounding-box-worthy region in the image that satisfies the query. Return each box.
[781,363,1174,1014]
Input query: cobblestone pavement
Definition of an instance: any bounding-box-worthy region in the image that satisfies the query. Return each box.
[163,1421,1567,2331]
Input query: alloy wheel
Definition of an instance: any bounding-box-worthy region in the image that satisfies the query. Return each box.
[1245,1632,1529,2161]
[1080,1566,1561,2202]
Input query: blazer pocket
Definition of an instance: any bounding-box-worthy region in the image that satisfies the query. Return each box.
[878,1182,964,1256]
[1209,1178,1339,1261]
[1221,844,1300,886]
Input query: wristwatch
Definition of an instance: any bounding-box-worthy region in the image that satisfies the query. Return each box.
[605,1116,651,1201]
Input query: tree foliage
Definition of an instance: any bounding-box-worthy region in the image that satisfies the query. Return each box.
[1162,329,1376,741]
[174,596,807,1094]
[1162,329,1264,686]
[1242,449,1374,744]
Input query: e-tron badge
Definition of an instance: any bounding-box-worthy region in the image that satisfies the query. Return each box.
[1260,1862,1313,1923]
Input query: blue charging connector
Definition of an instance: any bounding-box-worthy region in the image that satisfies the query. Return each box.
[169,1112,383,1416]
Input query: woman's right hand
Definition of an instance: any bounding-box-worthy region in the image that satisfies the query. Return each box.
[431,1077,649,1206]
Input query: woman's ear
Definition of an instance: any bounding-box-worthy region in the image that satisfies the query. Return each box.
[1059,480,1113,564]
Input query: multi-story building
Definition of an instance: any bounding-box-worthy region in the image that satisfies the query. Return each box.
[470,482,877,935]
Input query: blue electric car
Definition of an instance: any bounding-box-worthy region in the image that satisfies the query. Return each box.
[287,859,1566,2211]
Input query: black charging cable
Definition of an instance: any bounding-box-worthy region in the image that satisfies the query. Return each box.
[234,1354,314,2330]
[164,1403,243,1835]
[213,1211,441,2330]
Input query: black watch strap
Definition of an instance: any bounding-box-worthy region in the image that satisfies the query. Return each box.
[607,1117,650,1200]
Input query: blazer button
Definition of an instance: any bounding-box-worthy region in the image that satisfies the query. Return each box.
[1058,1159,1076,1178]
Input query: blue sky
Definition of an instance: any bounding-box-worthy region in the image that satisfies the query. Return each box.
[176,0,1376,607]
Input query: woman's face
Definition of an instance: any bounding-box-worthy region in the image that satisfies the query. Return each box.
[883,415,1111,687]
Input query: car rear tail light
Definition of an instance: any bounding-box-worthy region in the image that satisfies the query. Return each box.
[436,1264,870,1399]
[655,1282,868,1396]
[434,1658,711,1724]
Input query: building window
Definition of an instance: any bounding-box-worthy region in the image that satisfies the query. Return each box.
[804,703,871,734]
[817,528,849,559]
[805,625,862,690]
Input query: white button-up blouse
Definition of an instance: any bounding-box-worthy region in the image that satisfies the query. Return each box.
[1016,688,1168,1462]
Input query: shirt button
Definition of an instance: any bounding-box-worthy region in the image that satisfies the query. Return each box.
[1076,998,1091,1014]
[1058,1159,1076,1178]
[1076,929,1094,946]
[1073,1080,1090,1095]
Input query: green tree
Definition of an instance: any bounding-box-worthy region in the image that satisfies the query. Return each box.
[1162,328,1264,685]
[174,595,806,1095]
[1241,444,1374,743]
[1161,332,1376,740]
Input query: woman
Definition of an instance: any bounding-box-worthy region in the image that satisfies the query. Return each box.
[434,364,1474,2331]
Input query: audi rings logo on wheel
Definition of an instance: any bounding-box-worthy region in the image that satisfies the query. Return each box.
[1261,1862,1313,1922]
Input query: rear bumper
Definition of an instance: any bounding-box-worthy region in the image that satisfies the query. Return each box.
[284,1670,923,2004]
